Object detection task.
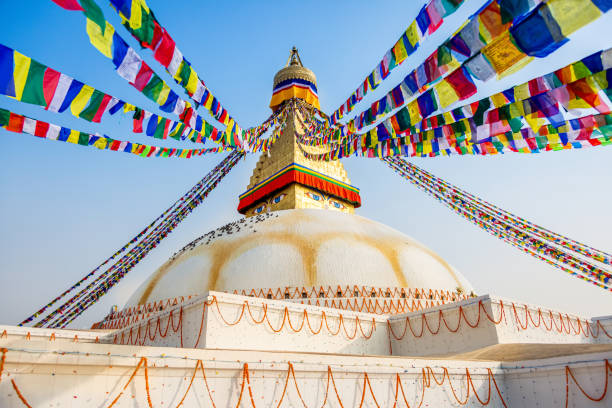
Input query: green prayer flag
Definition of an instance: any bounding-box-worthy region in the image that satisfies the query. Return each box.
[80,0,106,35]
[78,132,90,146]
[0,108,10,126]
[21,60,46,106]
[79,89,105,121]
[142,74,163,100]
[396,107,411,132]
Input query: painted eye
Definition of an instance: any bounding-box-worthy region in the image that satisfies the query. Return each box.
[254,205,265,214]
[331,201,345,209]
[306,192,321,201]
[273,194,286,204]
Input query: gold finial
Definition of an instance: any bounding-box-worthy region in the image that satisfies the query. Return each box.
[286,46,303,67]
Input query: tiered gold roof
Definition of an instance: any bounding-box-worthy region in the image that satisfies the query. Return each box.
[239,49,360,217]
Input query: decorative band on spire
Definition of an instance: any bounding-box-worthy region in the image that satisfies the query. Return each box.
[269,77,320,110]
[238,163,361,213]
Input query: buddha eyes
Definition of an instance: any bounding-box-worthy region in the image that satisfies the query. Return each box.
[331,200,345,210]
[306,192,322,201]
[254,205,266,214]
[273,194,286,204]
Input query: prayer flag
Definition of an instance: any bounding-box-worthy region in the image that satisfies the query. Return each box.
[70,84,95,116]
[51,0,84,11]
[86,19,115,59]
[0,44,15,97]
[21,59,47,106]
[47,73,73,112]
[13,51,31,101]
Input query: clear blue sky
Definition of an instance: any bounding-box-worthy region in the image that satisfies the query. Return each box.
[0,1,611,327]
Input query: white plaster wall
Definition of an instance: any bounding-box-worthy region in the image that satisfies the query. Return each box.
[494,297,599,345]
[0,324,108,343]
[592,315,612,344]
[1,340,610,408]
[388,296,500,357]
[111,292,390,355]
[500,352,612,408]
[0,340,504,408]
[388,296,612,357]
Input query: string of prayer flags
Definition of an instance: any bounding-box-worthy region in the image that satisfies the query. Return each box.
[48,0,247,147]
[383,157,612,290]
[299,111,612,160]
[40,150,245,328]
[0,108,231,158]
[18,169,206,325]
[105,0,238,127]
[330,0,471,123]
[0,44,257,149]
[411,158,612,266]
[333,0,610,131]
[301,48,612,157]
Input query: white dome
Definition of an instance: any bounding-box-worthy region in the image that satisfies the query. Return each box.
[125,209,473,307]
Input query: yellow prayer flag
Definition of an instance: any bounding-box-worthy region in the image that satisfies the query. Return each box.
[393,38,408,65]
[13,51,31,101]
[587,71,609,91]
[86,19,115,59]
[490,93,508,108]
[67,129,80,144]
[156,83,171,105]
[71,85,95,116]
[123,103,136,113]
[566,97,592,110]
[204,93,214,110]
[513,83,531,102]
[524,113,547,132]
[94,137,108,149]
[405,22,420,47]
[546,0,601,37]
[173,61,184,82]
[137,0,150,14]
[128,0,142,29]
[422,140,432,155]
[407,100,421,124]
[509,101,524,118]
[442,111,454,123]
[435,80,459,109]
[547,132,561,146]
[482,32,527,75]
[185,71,198,95]
[499,55,533,79]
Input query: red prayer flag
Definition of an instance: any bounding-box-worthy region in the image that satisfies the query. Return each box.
[154,29,175,68]
[34,120,49,138]
[133,115,144,133]
[426,3,443,33]
[50,0,84,11]
[42,68,61,108]
[92,94,112,123]
[132,62,153,91]
[7,112,24,132]
[445,67,477,100]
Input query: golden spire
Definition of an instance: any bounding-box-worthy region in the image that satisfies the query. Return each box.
[237,50,361,217]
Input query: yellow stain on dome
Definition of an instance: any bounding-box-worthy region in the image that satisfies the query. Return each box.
[137,212,462,305]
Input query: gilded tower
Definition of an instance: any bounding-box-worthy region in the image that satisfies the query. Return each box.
[238,48,362,217]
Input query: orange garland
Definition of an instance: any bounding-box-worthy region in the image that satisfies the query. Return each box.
[0,347,6,384]
[565,359,611,408]
[98,287,468,330]
[387,299,611,341]
[109,294,611,350]
[114,296,379,347]
[10,379,33,408]
[5,346,611,408]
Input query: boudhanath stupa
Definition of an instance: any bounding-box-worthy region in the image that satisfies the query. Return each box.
[1,48,611,408]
